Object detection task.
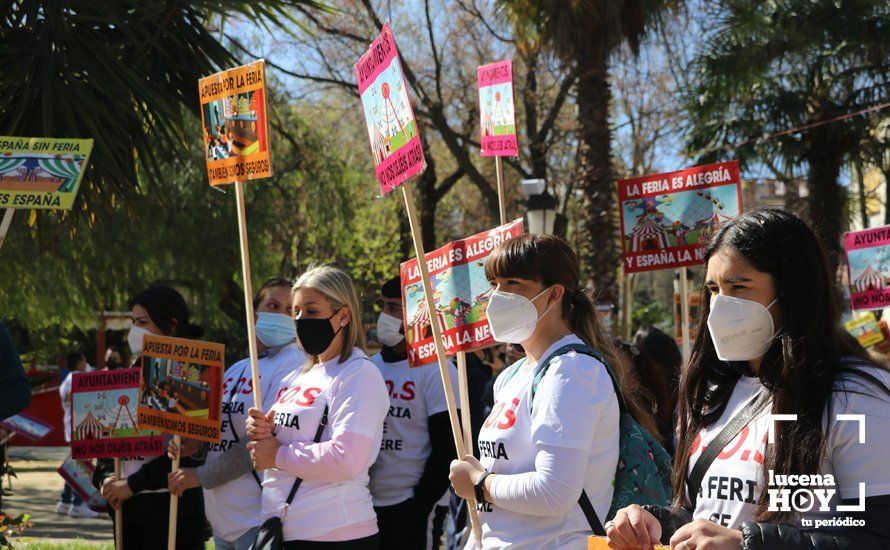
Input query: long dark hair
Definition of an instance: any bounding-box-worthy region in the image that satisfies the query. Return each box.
[673,209,889,521]
[129,285,203,338]
[485,233,661,440]
[634,326,681,449]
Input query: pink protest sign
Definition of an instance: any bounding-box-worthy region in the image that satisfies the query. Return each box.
[844,226,890,311]
[70,368,164,460]
[355,23,426,195]
[477,60,518,157]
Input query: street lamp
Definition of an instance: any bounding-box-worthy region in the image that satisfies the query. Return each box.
[521,178,560,235]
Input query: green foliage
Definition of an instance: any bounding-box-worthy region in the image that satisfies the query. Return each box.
[632,300,672,335]
[0,0,326,221]
[0,96,400,363]
[0,513,31,548]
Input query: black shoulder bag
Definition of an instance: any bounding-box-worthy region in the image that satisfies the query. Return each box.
[685,390,770,510]
[250,405,329,550]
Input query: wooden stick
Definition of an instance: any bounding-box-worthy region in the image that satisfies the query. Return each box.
[494,157,506,225]
[456,352,472,456]
[0,208,14,253]
[679,268,691,365]
[400,183,483,546]
[113,458,122,550]
[234,181,263,410]
[167,435,181,550]
[624,273,634,340]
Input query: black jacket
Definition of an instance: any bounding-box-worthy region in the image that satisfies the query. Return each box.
[644,498,890,549]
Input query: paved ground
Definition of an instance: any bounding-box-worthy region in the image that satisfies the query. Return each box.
[2,446,112,546]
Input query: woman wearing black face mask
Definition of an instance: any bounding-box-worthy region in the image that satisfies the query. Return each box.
[245,266,389,549]
[607,209,890,550]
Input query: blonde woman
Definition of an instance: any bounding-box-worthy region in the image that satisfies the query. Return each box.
[246,266,389,549]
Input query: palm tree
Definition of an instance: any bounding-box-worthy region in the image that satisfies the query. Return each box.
[0,1,325,217]
[685,0,890,268]
[498,0,677,305]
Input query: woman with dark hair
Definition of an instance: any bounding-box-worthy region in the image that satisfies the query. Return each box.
[632,326,682,454]
[449,234,662,548]
[92,285,210,550]
[607,209,890,549]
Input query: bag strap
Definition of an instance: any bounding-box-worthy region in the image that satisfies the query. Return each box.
[225,366,262,487]
[524,343,627,536]
[686,389,770,509]
[579,490,606,536]
[283,404,329,510]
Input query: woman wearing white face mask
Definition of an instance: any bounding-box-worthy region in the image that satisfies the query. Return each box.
[369,276,461,549]
[449,234,634,549]
[166,277,307,550]
[92,285,210,550]
[607,209,890,550]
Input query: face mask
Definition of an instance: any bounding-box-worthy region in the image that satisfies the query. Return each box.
[127,325,150,355]
[485,287,553,344]
[296,310,345,356]
[256,311,297,348]
[707,294,778,361]
[106,360,121,371]
[376,311,405,347]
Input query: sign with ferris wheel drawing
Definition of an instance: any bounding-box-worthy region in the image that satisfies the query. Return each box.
[355,23,426,195]
[618,161,742,273]
[70,368,164,460]
[477,60,518,157]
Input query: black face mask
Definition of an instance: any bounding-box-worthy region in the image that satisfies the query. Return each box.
[106,360,121,370]
[296,310,344,356]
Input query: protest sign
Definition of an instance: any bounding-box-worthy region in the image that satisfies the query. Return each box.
[477,60,518,157]
[58,455,108,512]
[198,60,271,186]
[70,368,164,460]
[137,335,224,443]
[845,312,885,348]
[401,219,524,367]
[618,160,742,273]
[0,136,93,210]
[355,23,426,195]
[0,412,54,441]
[588,537,668,550]
[844,225,890,311]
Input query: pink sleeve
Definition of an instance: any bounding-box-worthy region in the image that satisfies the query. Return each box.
[274,431,374,482]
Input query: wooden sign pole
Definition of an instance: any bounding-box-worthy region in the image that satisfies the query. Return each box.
[679,268,691,365]
[0,209,14,253]
[234,180,263,410]
[113,457,122,550]
[400,183,483,545]
[167,435,181,550]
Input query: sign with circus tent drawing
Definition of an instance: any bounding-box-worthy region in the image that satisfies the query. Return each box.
[400,220,524,367]
[0,136,93,209]
[844,225,890,311]
[355,23,426,195]
[477,60,518,157]
[618,161,742,273]
[70,368,163,460]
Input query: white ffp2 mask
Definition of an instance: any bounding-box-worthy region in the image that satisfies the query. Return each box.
[485,287,552,344]
[127,325,150,355]
[376,311,405,347]
[707,294,777,361]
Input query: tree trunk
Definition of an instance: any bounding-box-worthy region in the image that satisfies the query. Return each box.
[575,35,619,305]
[805,125,846,272]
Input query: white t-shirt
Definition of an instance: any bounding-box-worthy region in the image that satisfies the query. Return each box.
[368,353,459,507]
[59,373,73,443]
[261,348,389,541]
[688,364,890,529]
[203,343,306,542]
[474,334,620,549]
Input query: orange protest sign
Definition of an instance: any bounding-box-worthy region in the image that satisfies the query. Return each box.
[198,60,272,186]
[588,536,669,550]
[137,335,224,443]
